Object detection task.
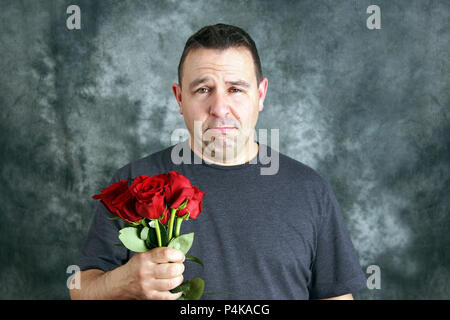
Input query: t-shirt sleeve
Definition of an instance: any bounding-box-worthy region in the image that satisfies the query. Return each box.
[78,172,130,272]
[308,180,367,299]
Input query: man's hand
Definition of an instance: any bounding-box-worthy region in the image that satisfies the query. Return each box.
[70,247,185,300]
[125,247,186,300]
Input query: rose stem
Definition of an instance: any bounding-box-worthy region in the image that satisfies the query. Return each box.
[154,220,162,247]
[175,217,183,238]
[167,208,177,241]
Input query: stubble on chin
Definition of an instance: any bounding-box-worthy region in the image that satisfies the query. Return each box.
[201,132,250,163]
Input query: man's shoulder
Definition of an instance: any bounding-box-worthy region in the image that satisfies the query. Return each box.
[111,145,174,181]
[275,148,331,191]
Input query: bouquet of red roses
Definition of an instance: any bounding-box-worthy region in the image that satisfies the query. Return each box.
[92,170,205,300]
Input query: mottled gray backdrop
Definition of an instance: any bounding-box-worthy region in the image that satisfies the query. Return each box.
[0,0,448,299]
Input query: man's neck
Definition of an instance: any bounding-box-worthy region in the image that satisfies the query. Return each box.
[189,138,259,166]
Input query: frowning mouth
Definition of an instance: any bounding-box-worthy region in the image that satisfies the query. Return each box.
[207,127,237,133]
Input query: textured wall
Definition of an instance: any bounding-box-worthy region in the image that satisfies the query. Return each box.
[0,0,448,299]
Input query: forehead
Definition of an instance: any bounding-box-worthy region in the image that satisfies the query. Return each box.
[182,47,256,86]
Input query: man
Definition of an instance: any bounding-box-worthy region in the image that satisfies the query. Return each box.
[70,24,366,300]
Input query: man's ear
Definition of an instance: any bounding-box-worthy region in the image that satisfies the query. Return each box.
[172,83,183,115]
[257,77,268,112]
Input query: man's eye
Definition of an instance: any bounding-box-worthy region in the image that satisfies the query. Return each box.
[230,88,242,93]
[197,88,209,94]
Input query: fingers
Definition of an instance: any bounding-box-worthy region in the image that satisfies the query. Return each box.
[147,247,185,264]
[140,272,184,300]
[131,248,186,300]
[151,275,184,291]
[152,262,185,279]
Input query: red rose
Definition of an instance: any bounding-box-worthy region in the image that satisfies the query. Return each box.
[166,171,196,209]
[176,186,205,220]
[92,179,142,223]
[111,189,143,223]
[129,174,170,224]
[93,171,204,227]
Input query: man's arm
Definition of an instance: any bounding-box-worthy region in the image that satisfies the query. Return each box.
[309,180,367,300]
[70,267,132,300]
[70,247,185,300]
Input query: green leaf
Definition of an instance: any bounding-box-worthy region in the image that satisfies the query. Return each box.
[128,220,142,227]
[167,232,194,255]
[139,226,149,240]
[170,280,191,294]
[171,278,205,300]
[107,216,121,221]
[158,221,169,246]
[118,227,148,252]
[185,254,204,268]
[145,228,158,249]
[184,277,205,300]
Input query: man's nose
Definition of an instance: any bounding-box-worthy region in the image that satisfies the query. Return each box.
[209,91,230,118]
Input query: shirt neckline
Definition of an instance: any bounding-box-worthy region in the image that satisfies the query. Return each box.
[177,139,262,171]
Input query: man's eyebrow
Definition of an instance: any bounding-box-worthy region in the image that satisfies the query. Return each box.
[188,78,251,90]
[225,80,251,89]
[189,77,211,90]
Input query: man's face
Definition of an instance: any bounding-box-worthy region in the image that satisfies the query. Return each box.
[172,47,268,162]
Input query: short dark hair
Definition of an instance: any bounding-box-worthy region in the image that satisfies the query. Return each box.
[177,23,263,88]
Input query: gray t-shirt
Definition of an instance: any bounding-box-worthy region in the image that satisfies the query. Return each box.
[79,140,367,299]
